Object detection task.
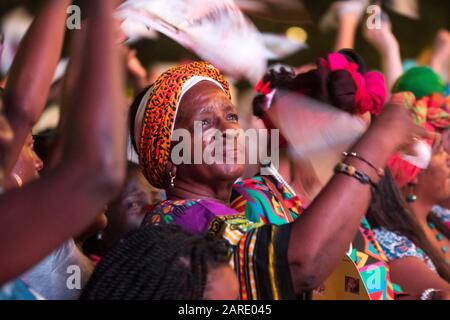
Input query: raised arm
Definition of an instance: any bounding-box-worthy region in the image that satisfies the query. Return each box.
[2,0,70,175]
[429,30,450,82]
[363,15,403,93]
[0,0,126,284]
[277,97,434,292]
[334,11,359,51]
[388,257,450,299]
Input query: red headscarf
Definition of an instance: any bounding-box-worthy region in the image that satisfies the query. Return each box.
[386,92,436,187]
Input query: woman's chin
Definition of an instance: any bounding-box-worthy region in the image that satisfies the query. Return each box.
[212,163,245,182]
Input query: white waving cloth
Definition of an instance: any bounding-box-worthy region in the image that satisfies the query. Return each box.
[269,90,368,187]
[261,33,307,60]
[116,0,267,83]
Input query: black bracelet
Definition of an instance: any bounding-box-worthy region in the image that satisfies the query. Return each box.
[343,152,385,177]
[334,162,378,190]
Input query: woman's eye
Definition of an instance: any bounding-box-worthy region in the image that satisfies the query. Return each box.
[201,119,210,126]
[128,201,140,211]
[227,113,238,122]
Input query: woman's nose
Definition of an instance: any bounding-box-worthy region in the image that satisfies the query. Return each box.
[0,116,13,147]
[445,152,450,167]
[221,128,239,140]
[34,153,44,172]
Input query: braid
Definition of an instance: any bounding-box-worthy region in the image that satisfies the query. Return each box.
[80,224,230,300]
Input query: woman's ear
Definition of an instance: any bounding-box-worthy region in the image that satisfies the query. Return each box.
[165,161,177,176]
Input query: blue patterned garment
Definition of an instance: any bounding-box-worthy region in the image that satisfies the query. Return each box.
[431,205,450,229]
[373,228,437,273]
[0,279,40,300]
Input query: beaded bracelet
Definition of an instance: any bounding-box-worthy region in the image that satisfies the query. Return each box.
[334,162,378,190]
[343,151,385,177]
[420,288,438,300]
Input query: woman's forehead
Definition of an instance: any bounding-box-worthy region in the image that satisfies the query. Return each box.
[179,82,232,114]
[184,81,227,102]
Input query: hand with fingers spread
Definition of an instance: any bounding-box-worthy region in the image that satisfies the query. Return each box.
[371,102,438,156]
[363,13,399,55]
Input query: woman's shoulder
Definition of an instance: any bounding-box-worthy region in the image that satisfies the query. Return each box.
[143,199,243,235]
[372,228,437,272]
[142,199,203,224]
[231,174,302,225]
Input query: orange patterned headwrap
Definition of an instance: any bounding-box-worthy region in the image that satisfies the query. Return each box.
[135,61,231,188]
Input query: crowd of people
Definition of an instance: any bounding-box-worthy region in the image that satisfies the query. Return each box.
[0,0,449,300]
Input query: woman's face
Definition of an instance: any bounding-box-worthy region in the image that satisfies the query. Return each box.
[416,141,450,203]
[107,169,156,233]
[172,81,245,186]
[5,134,43,189]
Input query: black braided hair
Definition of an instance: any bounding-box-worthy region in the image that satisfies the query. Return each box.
[80,224,230,300]
[252,49,367,117]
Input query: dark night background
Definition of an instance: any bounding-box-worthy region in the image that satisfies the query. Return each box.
[1,0,449,74]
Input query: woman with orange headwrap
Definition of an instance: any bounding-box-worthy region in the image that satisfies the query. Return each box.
[129,60,429,300]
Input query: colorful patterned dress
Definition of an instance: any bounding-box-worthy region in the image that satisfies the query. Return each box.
[230,172,397,300]
[143,199,300,300]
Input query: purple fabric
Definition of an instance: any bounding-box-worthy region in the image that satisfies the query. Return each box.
[176,200,238,234]
[147,199,239,235]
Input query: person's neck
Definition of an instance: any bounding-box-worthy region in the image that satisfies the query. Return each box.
[409,197,435,225]
[166,178,234,205]
[278,152,322,205]
[438,198,450,210]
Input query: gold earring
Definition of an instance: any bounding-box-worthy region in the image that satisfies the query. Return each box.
[169,172,176,188]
